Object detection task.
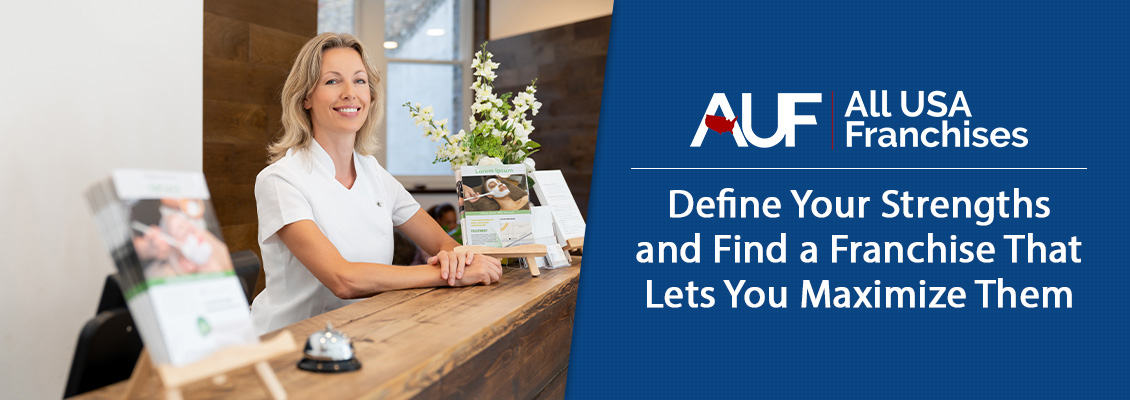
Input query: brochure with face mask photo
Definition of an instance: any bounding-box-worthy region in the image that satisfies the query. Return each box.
[85,169,257,366]
[457,164,534,247]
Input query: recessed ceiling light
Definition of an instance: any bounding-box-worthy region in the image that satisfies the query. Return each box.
[426,28,445,36]
[383,41,399,49]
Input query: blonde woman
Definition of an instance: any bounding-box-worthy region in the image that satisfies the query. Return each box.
[250,33,502,334]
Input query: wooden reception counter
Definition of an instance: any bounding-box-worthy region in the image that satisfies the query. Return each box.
[74,262,580,400]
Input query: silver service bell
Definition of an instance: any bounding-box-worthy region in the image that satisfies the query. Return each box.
[297,323,362,373]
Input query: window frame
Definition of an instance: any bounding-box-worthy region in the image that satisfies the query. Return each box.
[356,0,474,190]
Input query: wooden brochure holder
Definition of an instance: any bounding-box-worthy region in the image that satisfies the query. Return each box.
[456,244,547,277]
[122,330,297,400]
[563,237,584,253]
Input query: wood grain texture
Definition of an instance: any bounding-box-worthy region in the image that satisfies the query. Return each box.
[534,367,568,400]
[204,0,316,36]
[203,0,313,301]
[249,25,309,70]
[72,264,580,400]
[203,57,288,106]
[490,16,610,218]
[220,223,259,256]
[203,100,268,145]
[203,13,249,62]
[209,183,257,226]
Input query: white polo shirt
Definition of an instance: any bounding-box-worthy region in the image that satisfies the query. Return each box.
[250,140,420,334]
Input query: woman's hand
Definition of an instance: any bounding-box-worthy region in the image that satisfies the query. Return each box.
[429,249,473,286]
[449,254,503,287]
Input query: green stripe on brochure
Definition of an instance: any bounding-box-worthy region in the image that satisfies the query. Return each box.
[465,210,532,216]
[123,270,237,300]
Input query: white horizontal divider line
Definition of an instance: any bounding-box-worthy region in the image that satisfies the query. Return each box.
[630,167,1087,170]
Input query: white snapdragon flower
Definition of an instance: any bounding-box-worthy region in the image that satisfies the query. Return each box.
[408,45,542,170]
[478,156,502,166]
[474,55,497,79]
[523,157,536,172]
[474,85,494,101]
[514,125,530,142]
[437,145,453,159]
[471,102,486,115]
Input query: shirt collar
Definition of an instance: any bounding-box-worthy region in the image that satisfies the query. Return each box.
[306,139,337,177]
[286,139,357,178]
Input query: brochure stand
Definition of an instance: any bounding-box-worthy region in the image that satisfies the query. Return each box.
[563,237,584,253]
[122,330,297,400]
[530,170,586,256]
[456,244,547,277]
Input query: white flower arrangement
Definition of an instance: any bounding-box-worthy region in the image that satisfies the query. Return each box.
[405,42,542,170]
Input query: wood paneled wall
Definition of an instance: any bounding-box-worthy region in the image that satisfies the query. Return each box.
[203,0,315,294]
[490,16,610,217]
[202,5,607,295]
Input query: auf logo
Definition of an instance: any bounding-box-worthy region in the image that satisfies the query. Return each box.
[692,93,822,147]
[704,115,739,135]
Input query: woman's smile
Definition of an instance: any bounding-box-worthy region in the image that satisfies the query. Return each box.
[333,105,362,117]
[306,47,372,137]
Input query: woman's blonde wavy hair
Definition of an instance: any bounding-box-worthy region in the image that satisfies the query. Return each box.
[267,32,384,164]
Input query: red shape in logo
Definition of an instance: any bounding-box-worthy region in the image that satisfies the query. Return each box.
[704,114,738,134]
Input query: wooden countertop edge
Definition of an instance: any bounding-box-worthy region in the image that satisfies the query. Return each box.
[360,267,581,399]
[72,264,581,399]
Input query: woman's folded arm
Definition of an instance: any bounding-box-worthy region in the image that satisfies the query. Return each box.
[276,219,447,299]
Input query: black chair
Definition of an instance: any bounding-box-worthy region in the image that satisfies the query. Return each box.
[63,308,143,398]
[231,250,261,303]
[95,274,126,314]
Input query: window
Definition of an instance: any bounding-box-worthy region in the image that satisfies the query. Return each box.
[318,0,473,187]
[317,0,355,34]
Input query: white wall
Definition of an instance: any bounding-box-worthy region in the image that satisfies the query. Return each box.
[0,1,202,398]
[490,0,613,39]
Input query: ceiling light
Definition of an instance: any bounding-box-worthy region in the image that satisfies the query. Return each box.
[383,41,398,49]
[426,28,445,36]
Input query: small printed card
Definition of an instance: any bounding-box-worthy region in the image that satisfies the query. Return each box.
[531,170,586,245]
